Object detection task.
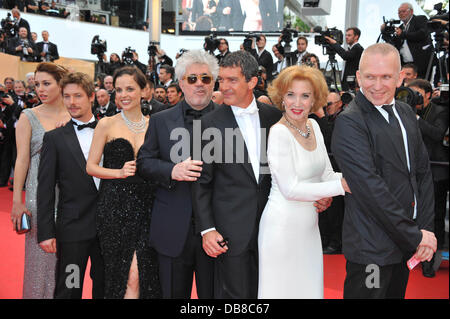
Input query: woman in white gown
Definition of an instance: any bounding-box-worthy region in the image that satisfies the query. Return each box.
[258,65,350,299]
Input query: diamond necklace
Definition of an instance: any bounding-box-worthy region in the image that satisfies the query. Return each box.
[121,111,146,133]
[283,113,311,138]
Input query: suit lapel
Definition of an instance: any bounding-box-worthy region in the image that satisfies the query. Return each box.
[396,103,416,172]
[62,123,97,190]
[258,103,271,184]
[356,92,409,172]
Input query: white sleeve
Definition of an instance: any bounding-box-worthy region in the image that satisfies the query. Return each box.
[267,124,345,202]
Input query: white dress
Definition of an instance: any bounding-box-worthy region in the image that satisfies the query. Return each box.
[258,120,345,299]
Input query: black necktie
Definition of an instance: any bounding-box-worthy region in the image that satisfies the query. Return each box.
[72,120,97,130]
[382,104,407,164]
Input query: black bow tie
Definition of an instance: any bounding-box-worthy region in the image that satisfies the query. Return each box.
[185,108,206,121]
[72,120,97,130]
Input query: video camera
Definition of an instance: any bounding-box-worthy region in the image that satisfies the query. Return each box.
[427,2,449,52]
[314,26,343,56]
[122,47,136,65]
[0,13,18,38]
[243,33,261,52]
[204,33,220,53]
[91,35,107,59]
[379,17,402,45]
[279,23,298,54]
[148,41,159,57]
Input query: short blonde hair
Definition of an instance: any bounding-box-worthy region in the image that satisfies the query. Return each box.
[359,43,401,72]
[268,65,328,113]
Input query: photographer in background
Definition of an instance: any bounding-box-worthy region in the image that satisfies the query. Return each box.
[141,79,167,116]
[381,2,433,79]
[402,63,419,85]
[36,30,59,62]
[325,27,364,91]
[105,53,122,76]
[215,38,230,64]
[250,34,274,82]
[408,78,449,278]
[285,36,309,67]
[8,26,37,61]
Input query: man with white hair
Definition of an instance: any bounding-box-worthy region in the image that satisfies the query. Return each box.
[331,43,436,299]
[137,49,219,299]
[381,2,433,79]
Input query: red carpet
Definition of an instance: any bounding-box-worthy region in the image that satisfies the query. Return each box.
[0,187,448,299]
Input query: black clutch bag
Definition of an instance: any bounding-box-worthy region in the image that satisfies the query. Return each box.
[16,213,31,234]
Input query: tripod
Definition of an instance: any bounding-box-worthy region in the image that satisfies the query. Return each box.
[425,32,449,85]
[324,51,342,92]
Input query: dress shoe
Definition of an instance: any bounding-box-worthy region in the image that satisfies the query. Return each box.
[422,260,435,278]
[323,245,341,255]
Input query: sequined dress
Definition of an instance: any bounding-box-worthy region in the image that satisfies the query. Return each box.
[97,138,161,299]
[22,109,57,299]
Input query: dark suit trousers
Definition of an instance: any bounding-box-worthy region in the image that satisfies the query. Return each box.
[434,179,449,250]
[0,141,13,184]
[158,221,214,299]
[214,222,259,299]
[54,238,105,299]
[343,260,410,299]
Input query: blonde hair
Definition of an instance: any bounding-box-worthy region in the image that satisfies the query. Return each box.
[359,43,401,72]
[268,65,328,113]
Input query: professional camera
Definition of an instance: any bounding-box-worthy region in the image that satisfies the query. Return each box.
[0,13,17,37]
[91,35,107,58]
[280,23,298,54]
[141,100,152,116]
[204,33,220,53]
[122,47,136,65]
[314,26,343,55]
[395,86,424,110]
[148,41,159,57]
[243,33,261,52]
[427,3,449,52]
[380,17,402,44]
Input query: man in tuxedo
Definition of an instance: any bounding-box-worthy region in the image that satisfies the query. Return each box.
[137,49,218,299]
[93,89,116,119]
[192,50,330,298]
[325,27,364,91]
[37,72,104,299]
[381,3,433,79]
[11,8,31,36]
[251,35,274,82]
[331,43,437,299]
[36,30,59,62]
[215,38,230,64]
[141,79,168,116]
[285,36,309,67]
[159,64,175,88]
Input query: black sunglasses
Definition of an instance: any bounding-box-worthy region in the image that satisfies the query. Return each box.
[183,74,213,85]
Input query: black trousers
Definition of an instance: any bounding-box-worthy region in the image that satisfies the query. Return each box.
[434,179,449,250]
[54,238,105,299]
[158,222,214,299]
[213,223,259,299]
[0,140,13,185]
[343,260,410,299]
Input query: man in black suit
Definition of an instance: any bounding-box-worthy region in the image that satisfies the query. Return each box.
[137,49,218,299]
[408,79,449,277]
[11,8,31,36]
[36,30,59,62]
[215,38,230,64]
[325,27,364,91]
[37,72,104,299]
[192,51,330,298]
[285,36,309,67]
[93,88,116,119]
[8,27,37,62]
[331,43,437,299]
[141,79,168,116]
[251,35,274,82]
[381,3,433,79]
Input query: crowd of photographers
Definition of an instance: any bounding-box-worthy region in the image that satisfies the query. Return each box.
[1,2,449,277]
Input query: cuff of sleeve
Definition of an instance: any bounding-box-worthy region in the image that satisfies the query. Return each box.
[201,227,216,237]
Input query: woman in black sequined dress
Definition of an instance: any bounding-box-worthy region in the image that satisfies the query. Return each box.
[87,67,161,299]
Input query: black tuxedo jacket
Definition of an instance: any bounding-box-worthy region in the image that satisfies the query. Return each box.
[7,37,37,61]
[191,102,282,256]
[330,42,364,90]
[137,101,217,258]
[331,92,434,266]
[36,41,59,61]
[37,123,98,243]
[251,49,274,81]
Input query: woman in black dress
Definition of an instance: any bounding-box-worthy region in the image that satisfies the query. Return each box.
[87,66,161,299]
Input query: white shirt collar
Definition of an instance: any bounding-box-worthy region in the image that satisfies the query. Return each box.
[230,97,259,116]
[72,115,95,125]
